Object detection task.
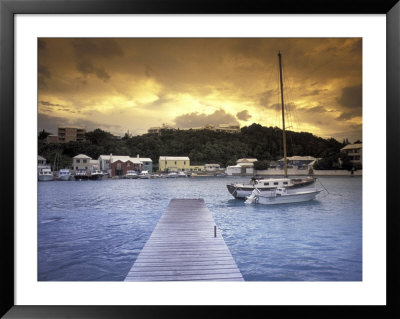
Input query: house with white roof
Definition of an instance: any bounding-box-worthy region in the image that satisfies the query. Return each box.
[340,143,362,165]
[277,156,317,169]
[72,154,92,173]
[137,156,153,173]
[38,155,50,174]
[98,154,152,176]
[205,164,221,171]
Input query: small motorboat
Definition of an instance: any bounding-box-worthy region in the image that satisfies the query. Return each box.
[138,170,150,179]
[166,172,178,178]
[57,169,71,181]
[38,168,54,181]
[125,170,139,179]
[245,187,322,205]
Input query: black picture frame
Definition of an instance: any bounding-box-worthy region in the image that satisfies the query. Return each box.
[1,0,399,318]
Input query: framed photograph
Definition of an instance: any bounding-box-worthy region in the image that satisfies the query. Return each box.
[1,0,399,318]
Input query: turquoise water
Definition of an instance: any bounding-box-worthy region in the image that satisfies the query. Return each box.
[38,176,362,281]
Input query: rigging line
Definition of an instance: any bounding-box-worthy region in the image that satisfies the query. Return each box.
[317,178,330,194]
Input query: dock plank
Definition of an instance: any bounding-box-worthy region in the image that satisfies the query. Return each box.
[125,198,243,281]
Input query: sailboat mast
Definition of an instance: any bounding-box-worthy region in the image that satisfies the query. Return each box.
[278,51,288,178]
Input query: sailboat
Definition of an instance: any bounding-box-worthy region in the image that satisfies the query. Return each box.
[227,51,315,199]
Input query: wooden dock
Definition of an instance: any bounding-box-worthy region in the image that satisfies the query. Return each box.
[125,199,244,281]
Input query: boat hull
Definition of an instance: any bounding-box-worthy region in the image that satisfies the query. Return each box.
[227,178,315,199]
[57,175,71,181]
[74,175,89,181]
[125,175,139,179]
[256,190,322,205]
[89,174,103,180]
[38,175,54,181]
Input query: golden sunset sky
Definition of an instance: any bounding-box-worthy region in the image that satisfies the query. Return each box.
[38,38,362,142]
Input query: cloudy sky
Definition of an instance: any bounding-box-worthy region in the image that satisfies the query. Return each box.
[38,38,362,142]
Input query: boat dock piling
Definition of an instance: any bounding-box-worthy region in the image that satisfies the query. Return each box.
[125,198,243,281]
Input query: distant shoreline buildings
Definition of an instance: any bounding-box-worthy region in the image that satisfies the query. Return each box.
[46,127,86,143]
[148,123,240,134]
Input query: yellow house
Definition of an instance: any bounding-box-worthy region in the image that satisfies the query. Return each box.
[159,156,190,172]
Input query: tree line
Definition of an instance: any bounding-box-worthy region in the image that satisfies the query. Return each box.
[38,123,358,171]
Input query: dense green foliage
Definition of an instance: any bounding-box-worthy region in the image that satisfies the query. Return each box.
[38,123,349,171]
[253,160,270,170]
[38,129,52,140]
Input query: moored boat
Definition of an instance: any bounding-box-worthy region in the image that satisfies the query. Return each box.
[125,170,139,179]
[38,168,54,181]
[227,51,315,199]
[57,169,71,181]
[245,187,322,205]
[166,172,178,178]
[227,176,315,199]
[74,169,89,180]
[138,170,150,179]
[89,167,104,180]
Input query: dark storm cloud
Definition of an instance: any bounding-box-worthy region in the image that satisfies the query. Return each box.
[336,84,362,109]
[335,84,362,120]
[72,38,123,58]
[40,100,76,113]
[38,64,51,78]
[38,39,47,50]
[40,100,63,107]
[336,110,362,121]
[302,105,330,114]
[38,64,51,89]
[236,110,251,121]
[76,59,111,82]
[72,39,123,82]
[300,89,328,97]
[174,109,239,128]
[259,89,277,108]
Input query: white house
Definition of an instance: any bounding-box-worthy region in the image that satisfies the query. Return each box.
[226,165,242,175]
[38,155,50,174]
[340,143,362,165]
[72,154,92,173]
[205,164,221,172]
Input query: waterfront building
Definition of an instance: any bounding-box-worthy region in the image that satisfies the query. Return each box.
[226,158,258,175]
[226,165,243,175]
[38,155,47,166]
[159,156,190,172]
[277,156,317,170]
[38,155,51,175]
[98,154,150,176]
[72,154,92,174]
[189,165,204,172]
[237,158,258,165]
[340,143,362,165]
[137,156,153,173]
[205,164,221,172]
[110,158,142,177]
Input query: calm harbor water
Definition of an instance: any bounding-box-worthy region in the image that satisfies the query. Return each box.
[38,176,362,281]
